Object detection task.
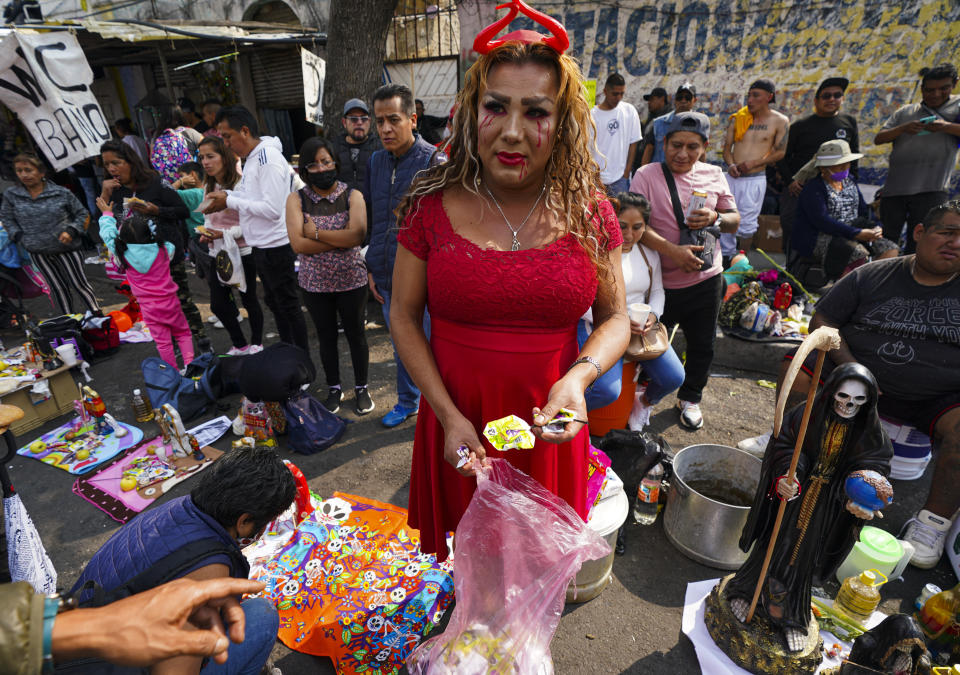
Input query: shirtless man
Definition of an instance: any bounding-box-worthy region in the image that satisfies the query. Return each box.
[721,79,789,258]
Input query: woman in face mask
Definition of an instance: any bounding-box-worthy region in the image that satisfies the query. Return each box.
[286,137,373,416]
[791,139,898,281]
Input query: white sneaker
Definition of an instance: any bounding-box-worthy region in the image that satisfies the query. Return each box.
[676,400,703,430]
[226,345,249,356]
[246,344,264,354]
[213,319,224,329]
[206,314,219,324]
[738,430,773,458]
[900,509,952,569]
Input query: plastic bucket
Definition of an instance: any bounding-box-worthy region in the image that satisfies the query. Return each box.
[586,362,637,437]
[567,487,628,603]
[663,444,761,569]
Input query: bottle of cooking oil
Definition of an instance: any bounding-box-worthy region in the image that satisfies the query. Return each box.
[131,388,154,423]
[835,569,887,622]
[917,582,960,656]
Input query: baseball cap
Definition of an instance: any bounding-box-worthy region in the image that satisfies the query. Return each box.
[749,78,776,103]
[676,82,697,97]
[643,87,668,101]
[816,77,849,96]
[343,98,369,116]
[664,111,710,142]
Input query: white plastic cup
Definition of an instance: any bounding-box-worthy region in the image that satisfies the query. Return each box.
[628,302,651,326]
[55,343,78,367]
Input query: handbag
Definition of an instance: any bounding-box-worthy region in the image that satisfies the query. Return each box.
[214,233,246,293]
[623,246,669,362]
[660,162,720,264]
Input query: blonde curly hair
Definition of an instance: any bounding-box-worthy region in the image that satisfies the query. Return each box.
[395,40,611,279]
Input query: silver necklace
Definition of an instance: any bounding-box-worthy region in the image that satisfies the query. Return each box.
[483,182,546,251]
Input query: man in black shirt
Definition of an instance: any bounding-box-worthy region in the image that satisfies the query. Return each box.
[779,77,859,250]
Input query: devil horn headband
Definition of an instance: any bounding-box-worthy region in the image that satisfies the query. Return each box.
[472,0,570,55]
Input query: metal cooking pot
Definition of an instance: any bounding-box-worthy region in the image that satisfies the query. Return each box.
[663,444,761,570]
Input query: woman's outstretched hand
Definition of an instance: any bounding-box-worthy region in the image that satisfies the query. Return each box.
[442,412,488,477]
[532,376,588,444]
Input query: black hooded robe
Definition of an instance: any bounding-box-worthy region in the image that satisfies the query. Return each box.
[725,363,892,631]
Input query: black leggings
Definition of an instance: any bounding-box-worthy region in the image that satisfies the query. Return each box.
[208,253,264,348]
[302,285,369,388]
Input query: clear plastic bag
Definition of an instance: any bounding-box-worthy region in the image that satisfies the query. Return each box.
[407,459,610,674]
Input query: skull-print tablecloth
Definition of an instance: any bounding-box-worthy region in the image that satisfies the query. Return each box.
[244,492,454,675]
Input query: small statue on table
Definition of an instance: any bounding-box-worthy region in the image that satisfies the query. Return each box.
[704,327,893,675]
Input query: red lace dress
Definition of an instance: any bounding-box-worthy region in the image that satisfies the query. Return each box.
[398,191,622,560]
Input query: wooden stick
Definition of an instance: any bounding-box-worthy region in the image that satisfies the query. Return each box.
[746,348,827,624]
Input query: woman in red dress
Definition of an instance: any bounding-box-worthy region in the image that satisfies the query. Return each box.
[390,6,629,560]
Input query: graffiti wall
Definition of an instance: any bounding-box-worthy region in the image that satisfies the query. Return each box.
[458,0,960,188]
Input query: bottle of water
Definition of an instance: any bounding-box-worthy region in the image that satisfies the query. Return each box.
[633,462,664,525]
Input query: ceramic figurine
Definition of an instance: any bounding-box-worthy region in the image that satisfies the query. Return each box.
[704,327,893,675]
[158,404,195,458]
[81,386,108,435]
[840,614,932,675]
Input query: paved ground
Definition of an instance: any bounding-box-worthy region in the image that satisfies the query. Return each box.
[1,258,955,674]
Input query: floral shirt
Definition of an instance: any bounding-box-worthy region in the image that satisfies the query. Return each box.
[150,129,194,184]
[297,182,367,293]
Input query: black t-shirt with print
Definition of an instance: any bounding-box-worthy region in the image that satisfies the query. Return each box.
[783,113,860,178]
[815,256,960,401]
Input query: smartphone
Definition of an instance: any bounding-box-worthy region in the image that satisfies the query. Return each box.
[917,115,938,135]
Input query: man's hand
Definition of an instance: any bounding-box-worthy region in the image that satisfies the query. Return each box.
[900,120,928,135]
[686,207,716,230]
[58,232,73,245]
[788,180,804,197]
[776,476,799,500]
[728,163,742,178]
[670,243,706,273]
[368,273,384,304]
[204,191,229,214]
[52,577,266,666]
[924,119,951,133]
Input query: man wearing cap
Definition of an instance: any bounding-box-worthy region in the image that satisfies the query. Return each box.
[332,98,382,193]
[778,77,859,250]
[590,72,642,194]
[636,86,671,173]
[641,82,697,166]
[721,79,789,258]
[875,63,960,254]
[630,112,740,430]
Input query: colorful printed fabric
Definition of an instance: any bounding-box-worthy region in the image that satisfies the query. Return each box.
[150,129,194,184]
[245,492,454,674]
[17,419,143,474]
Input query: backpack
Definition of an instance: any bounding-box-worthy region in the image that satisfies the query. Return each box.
[141,353,222,422]
[81,315,120,357]
[35,315,94,360]
[284,392,346,455]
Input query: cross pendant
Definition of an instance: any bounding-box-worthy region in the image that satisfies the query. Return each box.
[511,236,520,251]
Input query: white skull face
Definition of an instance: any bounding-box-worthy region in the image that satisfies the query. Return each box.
[375,649,391,662]
[834,379,868,418]
[317,497,352,524]
[416,553,432,564]
[363,570,377,583]
[367,615,385,632]
[304,559,322,577]
[330,563,345,577]
[403,562,420,577]
[281,579,300,597]
[327,539,343,554]
[390,586,407,603]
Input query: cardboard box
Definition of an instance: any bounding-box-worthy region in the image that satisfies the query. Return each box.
[0,365,78,437]
[754,215,783,253]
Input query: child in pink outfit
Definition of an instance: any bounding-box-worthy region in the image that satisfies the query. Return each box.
[96,198,194,368]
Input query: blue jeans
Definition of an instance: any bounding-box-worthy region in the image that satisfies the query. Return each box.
[640,345,686,405]
[380,287,430,410]
[201,598,278,675]
[605,176,630,196]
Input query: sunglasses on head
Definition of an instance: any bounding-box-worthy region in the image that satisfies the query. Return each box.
[819,91,844,100]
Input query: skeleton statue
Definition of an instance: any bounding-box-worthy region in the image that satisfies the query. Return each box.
[725,363,893,653]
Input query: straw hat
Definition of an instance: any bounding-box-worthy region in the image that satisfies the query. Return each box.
[814,139,863,167]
